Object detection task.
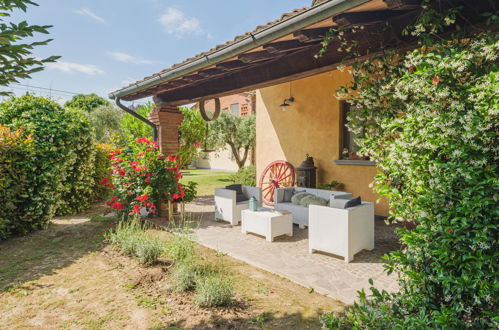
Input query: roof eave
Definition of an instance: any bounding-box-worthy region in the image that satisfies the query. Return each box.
[108,0,370,101]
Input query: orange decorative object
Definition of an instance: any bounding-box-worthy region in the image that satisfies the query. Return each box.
[259,160,295,205]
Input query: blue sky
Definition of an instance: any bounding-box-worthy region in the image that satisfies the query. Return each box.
[3,0,309,104]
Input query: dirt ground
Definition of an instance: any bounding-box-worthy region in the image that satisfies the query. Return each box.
[0,205,344,329]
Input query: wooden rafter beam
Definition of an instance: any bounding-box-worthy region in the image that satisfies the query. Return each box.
[183,74,204,82]
[215,60,250,71]
[383,0,421,9]
[293,27,331,42]
[238,50,275,63]
[263,39,312,53]
[333,9,414,27]
[197,68,223,77]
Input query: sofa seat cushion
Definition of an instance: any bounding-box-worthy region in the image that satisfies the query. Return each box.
[300,195,328,207]
[291,192,313,205]
[275,202,308,222]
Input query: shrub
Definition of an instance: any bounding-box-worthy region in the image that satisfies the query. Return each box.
[65,93,110,112]
[55,108,96,215]
[178,106,205,168]
[91,143,113,201]
[101,137,185,221]
[195,276,234,307]
[166,234,195,262]
[171,260,198,292]
[107,221,164,265]
[0,125,33,240]
[230,165,256,186]
[121,102,153,143]
[320,28,498,329]
[86,104,123,143]
[0,95,96,237]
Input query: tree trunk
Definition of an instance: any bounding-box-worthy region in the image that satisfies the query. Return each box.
[227,141,249,169]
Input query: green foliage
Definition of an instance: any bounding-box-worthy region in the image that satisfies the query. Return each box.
[171,260,198,292]
[91,143,113,201]
[55,108,96,215]
[106,221,164,265]
[178,181,198,203]
[87,104,123,143]
[0,95,97,238]
[64,93,110,112]
[0,0,59,96]
[230,165,256,186]
[195,276,234,307]
[178,106,205,168]
[320,3,498,327]
[0,125,33,240]
[208,112,255,168]
[121,102,153,143]
[166,233,195,262]
[317,180,343,190]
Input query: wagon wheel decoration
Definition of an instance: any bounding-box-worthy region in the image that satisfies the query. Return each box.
[259,160,295,206]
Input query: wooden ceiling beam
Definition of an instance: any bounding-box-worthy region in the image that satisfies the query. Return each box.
[383,0,421,9]
[238,50,275,63]
[333,9,414,27]
[293,27,331,42]
[197,68,224,77]
[183,74,204,82]
[263,39,313,53]
[215,60,251,71]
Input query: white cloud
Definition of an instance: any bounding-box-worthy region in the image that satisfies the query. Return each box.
[158,7,206,38]
[46,61,104,75]
[75,8,107,24]
[107,51,155,65]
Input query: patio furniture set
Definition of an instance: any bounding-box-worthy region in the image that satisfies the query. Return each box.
[214,184,374,263]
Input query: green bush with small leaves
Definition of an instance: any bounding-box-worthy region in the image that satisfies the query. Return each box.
[106,221,164,265]
[0,95,97,238]
[195,276,234,307]
[230,165,256,186]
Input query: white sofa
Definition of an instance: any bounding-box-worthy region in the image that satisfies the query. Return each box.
[214,185,262,225]
[308,202,374,263]
[274,187,352,228]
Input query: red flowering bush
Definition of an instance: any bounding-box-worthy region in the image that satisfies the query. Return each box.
[101,137,185,220]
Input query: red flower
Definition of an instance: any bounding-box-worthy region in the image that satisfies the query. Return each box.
[167,155,177,162]
[136,193,148,201]
[132,204,141,214]
[100,178,109,185]
[194,141,201,147]
[446,228,453,233]
[111,202,123,210]
[151,210,156,214]
[177,172,183,178]
[145,177,151,183]
[105,201,111,206]
[432,76,440,85]
[111,196,118,202]
[137,152,145,157]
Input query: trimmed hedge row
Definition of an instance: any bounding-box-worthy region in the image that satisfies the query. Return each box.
[0,95,110,240]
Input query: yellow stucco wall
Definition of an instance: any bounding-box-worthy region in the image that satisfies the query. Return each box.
[256,70,389,216]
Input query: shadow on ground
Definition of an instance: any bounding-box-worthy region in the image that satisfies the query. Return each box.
[0,212,112,292]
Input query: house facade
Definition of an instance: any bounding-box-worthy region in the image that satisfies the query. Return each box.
[194,92,255,171]
[109,0,490,217]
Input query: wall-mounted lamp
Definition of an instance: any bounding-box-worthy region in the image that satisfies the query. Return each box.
[280,97,294,110]
[280,82,295,111]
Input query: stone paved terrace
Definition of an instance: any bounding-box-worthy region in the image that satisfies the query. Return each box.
[184,196,401,305]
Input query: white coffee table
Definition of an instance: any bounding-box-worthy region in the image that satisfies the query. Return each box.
[241,207,293,242]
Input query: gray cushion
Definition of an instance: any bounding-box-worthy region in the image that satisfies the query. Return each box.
[291,192,312,205]
[345,196,361,208]
[300,195,328,207]
[283,189,294,202]
[330,196,362,209]
[225,184,243,195]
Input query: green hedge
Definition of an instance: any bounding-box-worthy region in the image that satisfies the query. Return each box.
[0,95,98,239]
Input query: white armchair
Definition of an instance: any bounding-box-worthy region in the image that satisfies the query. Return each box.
[308,202,374,263]
[214,185,262,225]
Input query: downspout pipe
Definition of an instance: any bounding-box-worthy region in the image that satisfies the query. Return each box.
[108,0,368,100]
[115,98,158,142]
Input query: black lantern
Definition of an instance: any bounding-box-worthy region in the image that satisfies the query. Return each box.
[296,154,317,188]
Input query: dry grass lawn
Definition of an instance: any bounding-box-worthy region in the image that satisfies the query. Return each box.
[0,205,344,329]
